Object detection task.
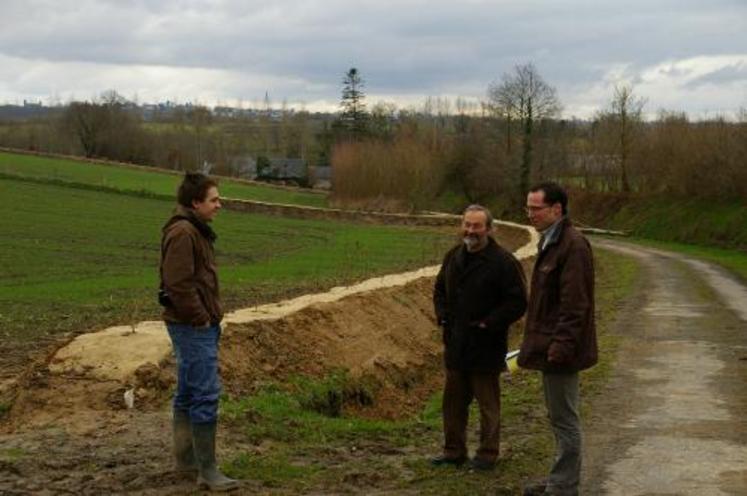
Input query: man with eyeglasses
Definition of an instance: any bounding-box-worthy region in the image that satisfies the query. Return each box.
[519,182,597,496]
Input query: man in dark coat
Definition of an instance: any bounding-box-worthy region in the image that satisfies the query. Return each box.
[519,182,597,496]
[432,204,527,471]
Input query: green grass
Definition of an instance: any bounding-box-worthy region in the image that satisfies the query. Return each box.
[0,151,327,207]
[616,236,747,282]
[605,196,747,250]
[220,371,552,494]
[580,248,642,396]
[219,247,642,494]
[0,176,454,349]
[0,447,24,462]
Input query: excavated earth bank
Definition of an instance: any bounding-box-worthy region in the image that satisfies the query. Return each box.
[3,220,536,430]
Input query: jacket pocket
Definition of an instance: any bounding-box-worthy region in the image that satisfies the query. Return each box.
[195,286,212,318]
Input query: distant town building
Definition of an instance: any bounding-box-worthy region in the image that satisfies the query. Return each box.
[260,158,308,183]
[309,165,333,190]
[229,155,257,179]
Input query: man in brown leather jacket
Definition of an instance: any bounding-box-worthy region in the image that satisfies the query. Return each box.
[519,182,597,496]
[160,173,239,492]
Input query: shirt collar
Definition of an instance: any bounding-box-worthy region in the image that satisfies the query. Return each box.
[539,217,564,251]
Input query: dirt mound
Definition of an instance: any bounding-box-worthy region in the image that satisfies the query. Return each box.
[220,277,443,417]
[3,222,535,430]
[3,275,445,428]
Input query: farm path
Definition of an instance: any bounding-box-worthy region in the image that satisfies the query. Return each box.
[583,239,747,496]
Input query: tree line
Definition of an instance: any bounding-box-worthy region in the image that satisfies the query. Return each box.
[331,65,746,215]
[1,65,745,216]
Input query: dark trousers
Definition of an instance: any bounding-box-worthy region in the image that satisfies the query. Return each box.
[442,369,501,462]
[543,371,581,495]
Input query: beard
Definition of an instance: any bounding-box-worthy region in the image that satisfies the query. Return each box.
[463,234,481,250]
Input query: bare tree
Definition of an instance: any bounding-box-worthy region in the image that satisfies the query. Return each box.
[61,90,146,160]
[487,63,561,199]
[187,105,212,169]
[596,85,646,192]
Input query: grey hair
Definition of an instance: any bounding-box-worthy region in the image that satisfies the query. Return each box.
[463,204,494,230]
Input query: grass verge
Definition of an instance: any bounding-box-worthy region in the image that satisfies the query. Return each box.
[219,246,641,494]
[616,236,747,282]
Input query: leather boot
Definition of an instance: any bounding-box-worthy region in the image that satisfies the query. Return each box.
[192,422,240,492]
[173,409,197,474]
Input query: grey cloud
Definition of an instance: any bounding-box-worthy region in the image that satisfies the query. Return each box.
[1,0,746,115]
[684,62,747,89]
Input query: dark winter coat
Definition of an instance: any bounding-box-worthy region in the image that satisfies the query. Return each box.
[518,217,598,372]
[434,237,527,373]
[160,205,223,327]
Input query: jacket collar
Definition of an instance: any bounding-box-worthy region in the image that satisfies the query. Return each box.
[539,216,570,252]
[164,205,217,243]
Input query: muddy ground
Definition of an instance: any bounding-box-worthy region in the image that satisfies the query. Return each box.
[0,275,442,495]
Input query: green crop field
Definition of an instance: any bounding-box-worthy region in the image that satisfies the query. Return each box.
[0,176,455,371]
[0,151,328,207]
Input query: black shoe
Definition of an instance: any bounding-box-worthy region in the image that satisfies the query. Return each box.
[430,454,467,467]
[468,458,496,471]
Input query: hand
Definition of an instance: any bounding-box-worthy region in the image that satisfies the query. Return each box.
[547,342,569,364]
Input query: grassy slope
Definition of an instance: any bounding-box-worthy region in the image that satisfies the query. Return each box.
[0,151,327,207]
[220,248,641,494]
[573,193,747,251]
[0,177,454,345]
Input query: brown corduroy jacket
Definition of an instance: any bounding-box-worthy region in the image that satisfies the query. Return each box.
[160,206,223,327]
[518,218,598,372]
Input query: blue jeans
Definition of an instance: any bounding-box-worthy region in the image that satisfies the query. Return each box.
[166,323,222,424]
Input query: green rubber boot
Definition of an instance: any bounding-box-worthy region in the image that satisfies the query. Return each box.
[192,422,240,492]
[173,409,197,474]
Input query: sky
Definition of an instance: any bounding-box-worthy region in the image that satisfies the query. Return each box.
[1,0,746,119]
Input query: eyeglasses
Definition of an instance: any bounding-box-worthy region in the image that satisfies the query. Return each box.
[525,205,551,214]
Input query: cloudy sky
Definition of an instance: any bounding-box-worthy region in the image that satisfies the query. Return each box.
[1,0,746,118]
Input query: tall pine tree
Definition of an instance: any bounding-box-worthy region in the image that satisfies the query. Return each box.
[338,67,368,140]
